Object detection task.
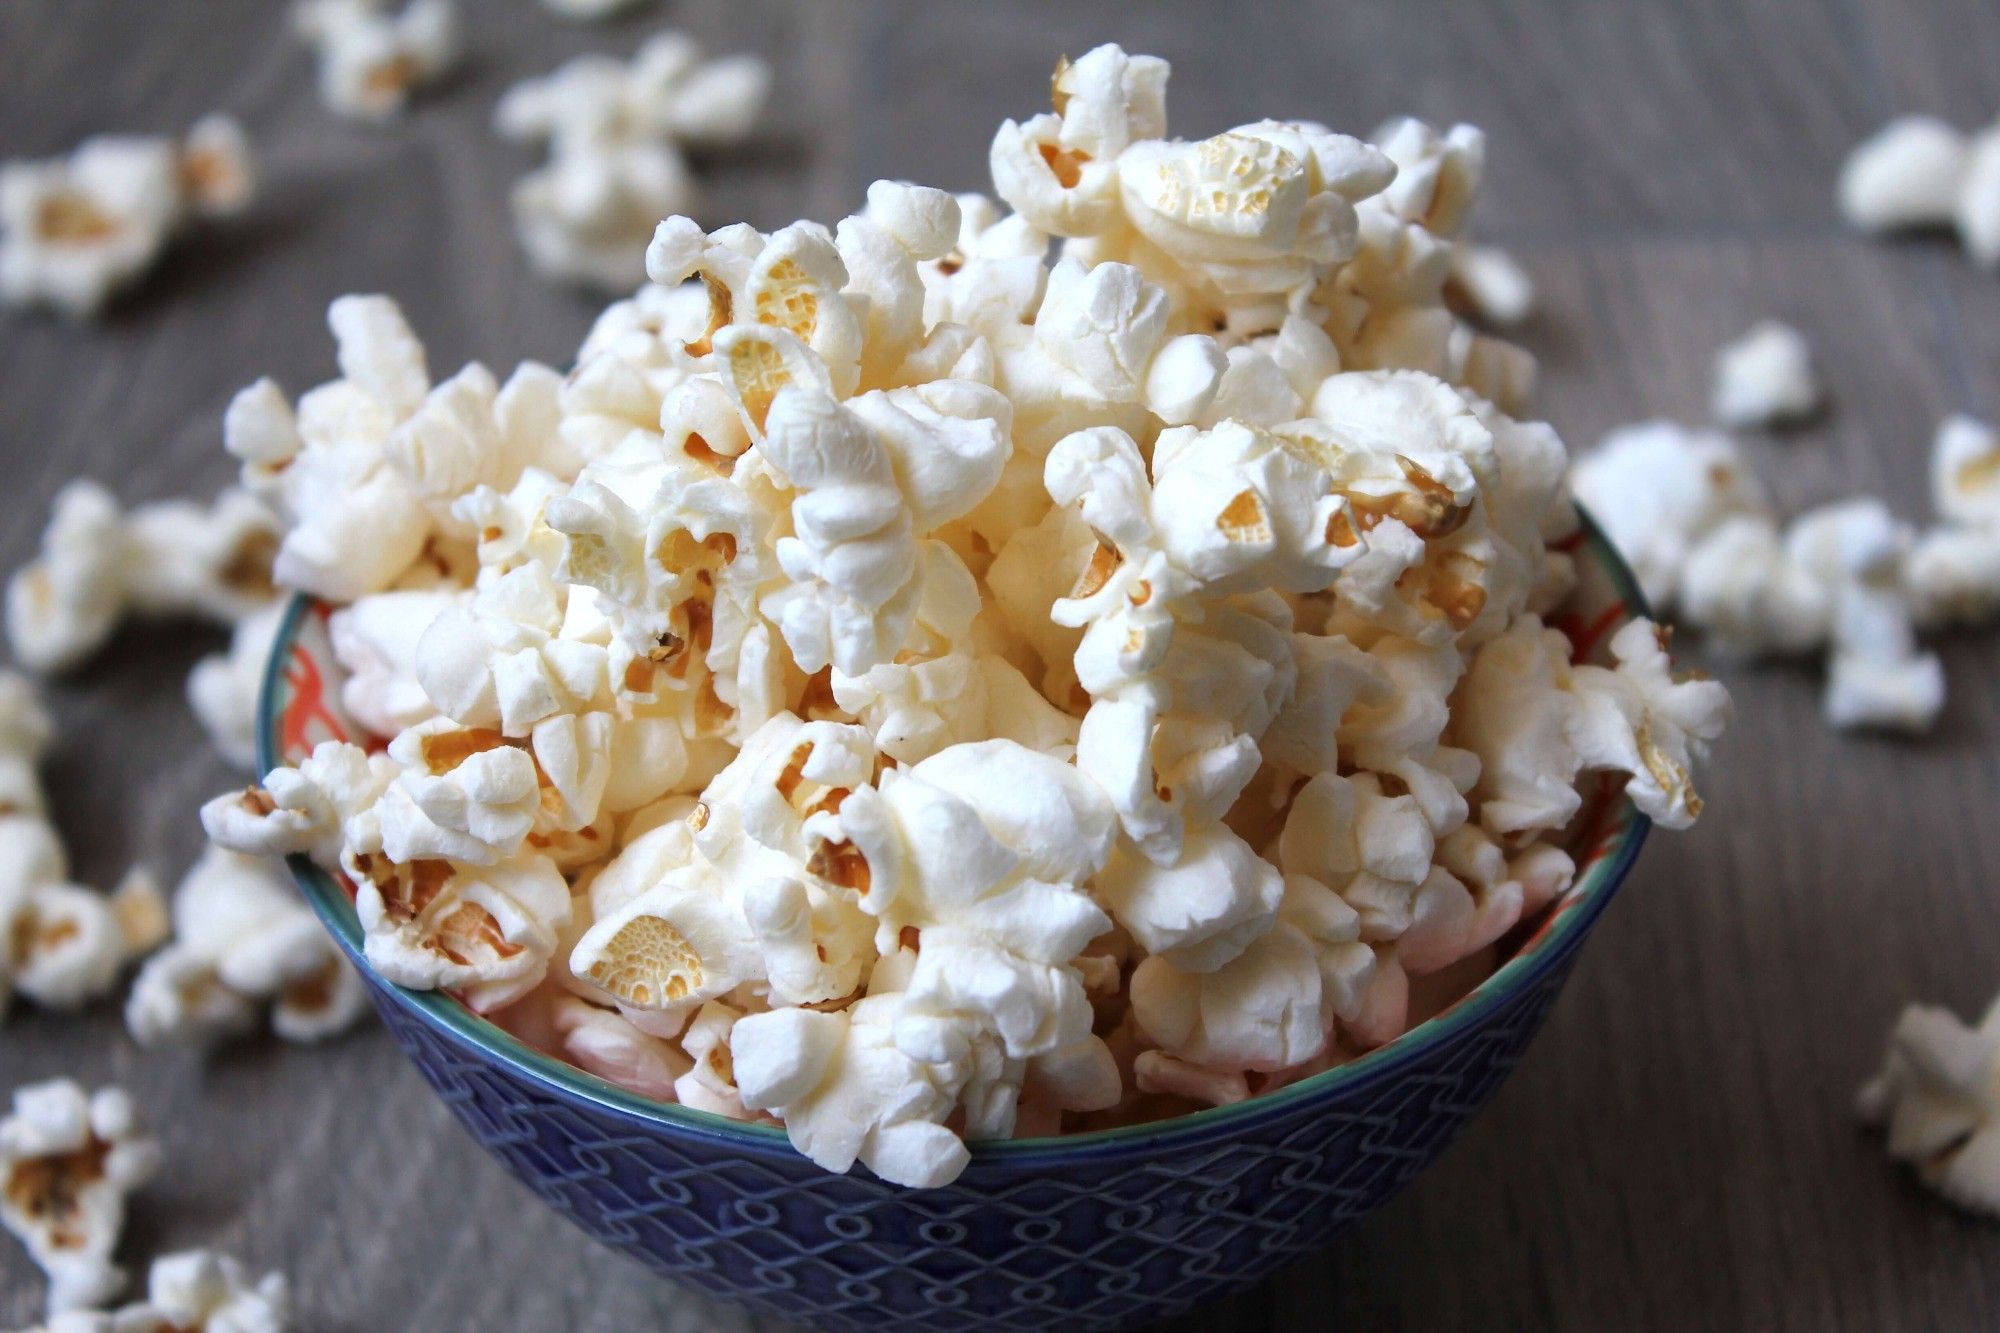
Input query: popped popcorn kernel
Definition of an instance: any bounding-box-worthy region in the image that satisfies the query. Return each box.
[0,1080,160,1315]
[0,117,257,319]
[1858,989,2000,1217]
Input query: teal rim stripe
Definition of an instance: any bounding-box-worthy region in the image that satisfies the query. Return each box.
[260,507,1655,1162]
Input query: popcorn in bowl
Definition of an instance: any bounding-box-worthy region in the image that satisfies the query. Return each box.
[205,44,1727,1192]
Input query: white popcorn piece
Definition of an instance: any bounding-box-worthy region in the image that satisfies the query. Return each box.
[1570,620,1732,828]
[328,589,464,738]
[125,846,365,1046]
[1930,413,2000,532]
[227,298,443,602]
[95,1249,290,1333]
[1840,116,1970,233]
[808,740,1117,1071]
[1445,244,1535,327]
[200,741,397,870]
[1787,497,1943,733]
[7,483,282,677]
[497,36,770,289]
[1857,990,2000,1217]
[673,998,751,1117]
[294,0,458,123]
[6,481,129,674]
[1710,320,1821,428]
[1909,524,2000,629]
[186,603,288,771]
[1128,874,1372,1072]
[0,1080,160,1315]
[1568,420,1768,611]
[1095,822,1282,974]
[733,994,972,1188]
[1957,121,2000,269]
[0,117,256,319]
[349,846,571,1012]
[1678,515,1831,657]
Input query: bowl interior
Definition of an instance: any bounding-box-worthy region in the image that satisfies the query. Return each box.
[261,508,1652,1160]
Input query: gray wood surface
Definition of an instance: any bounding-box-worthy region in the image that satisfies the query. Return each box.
[3,1,1999,1328]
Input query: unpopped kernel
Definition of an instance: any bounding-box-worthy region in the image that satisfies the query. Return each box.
[203,45,1727,1187]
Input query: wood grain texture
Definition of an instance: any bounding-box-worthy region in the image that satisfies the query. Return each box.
[2,1,1998,1328]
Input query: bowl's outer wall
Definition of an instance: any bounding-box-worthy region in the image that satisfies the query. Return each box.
[368,940,1581,1333]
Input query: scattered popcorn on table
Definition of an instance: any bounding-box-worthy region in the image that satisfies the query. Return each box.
[0,1080,160,1315]
[1573,413,2000,733]
[1840,112,2000,269]
[0,671,162,1019]
[1858,989,2000,1217]
[200,44,1730,1187]
[495,33,771,289]
[0,116,253,319]
[293,0,458,123]
[125,845,365,1046]
[1710,320,1821,429]
[5,484,281,675]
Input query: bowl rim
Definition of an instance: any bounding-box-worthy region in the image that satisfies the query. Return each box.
[264,508,1653,1166]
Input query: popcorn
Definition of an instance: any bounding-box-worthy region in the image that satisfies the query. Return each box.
[1930,413,2000,531]
[733,994,970,1188]
[1839,116,1970,232]
[72,1249,289,1333]
[1857,989,2000,1217]
[1568,620,1732,829]
[1839,113,2000,269]
[187,604,288,770]
[294,0,458,122]
[497,35,770,289]
[1568,421,1768,611]
[1710,320,1821,428]
[6,482,130,674]
[125,846,365,1045]
[200,741,396,869]
[6,482,282,676]
[1444,244,1535,327]
[0,116,254,318]
[181,44,1729,1187]
[1959,121,2000,269]
[0,1080,160,1314]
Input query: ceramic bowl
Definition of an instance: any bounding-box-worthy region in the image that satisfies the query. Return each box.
[263,512,1651,1332]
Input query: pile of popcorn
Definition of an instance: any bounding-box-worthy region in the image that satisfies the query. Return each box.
[1573,414,2000,733]
[0,1079,286,1329]
[148,43,1720,1190]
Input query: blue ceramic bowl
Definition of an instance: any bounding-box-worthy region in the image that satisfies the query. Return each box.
[263,514,1651,1332]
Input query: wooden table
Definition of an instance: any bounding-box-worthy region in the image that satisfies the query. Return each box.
[4,2,1998,1327]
